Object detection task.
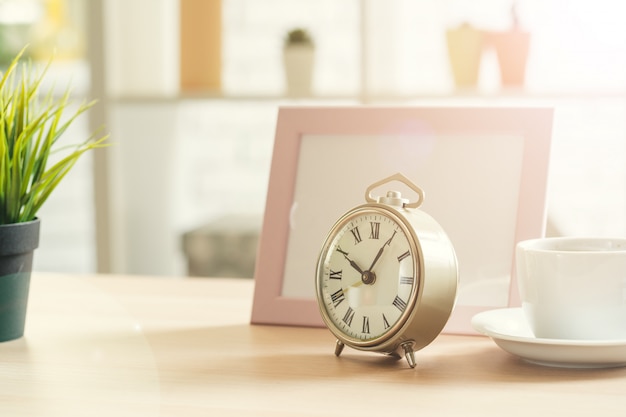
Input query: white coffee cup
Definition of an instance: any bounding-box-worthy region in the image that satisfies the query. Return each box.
[516,237,626,340]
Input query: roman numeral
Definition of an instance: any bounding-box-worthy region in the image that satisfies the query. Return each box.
[392,295,407,311]
[329,270,342,280]
[400,276,414,285]
[350,227,362,244]
[382,314,391,329]
[330,289,345,307]
[397,250,410,262]
[369,222,380,239]
[362,316,370,333]
[343,307,355,326]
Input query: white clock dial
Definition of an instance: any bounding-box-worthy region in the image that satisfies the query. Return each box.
[318,209,418,342]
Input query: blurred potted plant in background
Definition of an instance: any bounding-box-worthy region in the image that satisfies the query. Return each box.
[489,1,531,87]
[445,22,484,89]
[0,48,107,342]
[283,28,315,98]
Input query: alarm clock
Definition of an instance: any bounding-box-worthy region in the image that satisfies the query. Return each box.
[315,173,458,368]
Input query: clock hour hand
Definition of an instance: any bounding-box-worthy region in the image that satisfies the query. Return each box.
[337,246,364,275]
[368,230,397,271]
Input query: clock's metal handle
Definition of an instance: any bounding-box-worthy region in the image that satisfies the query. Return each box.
[365,173,424,209]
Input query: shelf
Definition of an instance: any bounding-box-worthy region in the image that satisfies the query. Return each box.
[109,89,626,105]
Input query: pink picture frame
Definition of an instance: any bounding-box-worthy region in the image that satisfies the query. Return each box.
[251,106,553,334]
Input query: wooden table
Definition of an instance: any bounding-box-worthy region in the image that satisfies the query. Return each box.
[1,273,625,416]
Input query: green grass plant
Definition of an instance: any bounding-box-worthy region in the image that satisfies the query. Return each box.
[0,48,106,224]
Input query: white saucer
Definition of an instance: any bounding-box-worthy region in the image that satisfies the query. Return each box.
[471,308,626,368]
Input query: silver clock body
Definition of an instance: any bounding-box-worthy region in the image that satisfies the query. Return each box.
[315,201,458,364]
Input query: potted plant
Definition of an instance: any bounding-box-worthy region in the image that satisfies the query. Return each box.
[283,28,315,98]
[489,2,531,87]
[0,48,106,342]
[445,22,484,89]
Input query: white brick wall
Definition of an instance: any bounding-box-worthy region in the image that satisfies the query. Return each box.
[174,101,277,230]
[33,98,626,276]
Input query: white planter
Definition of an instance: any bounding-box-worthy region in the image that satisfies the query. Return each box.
[283,45,314,98]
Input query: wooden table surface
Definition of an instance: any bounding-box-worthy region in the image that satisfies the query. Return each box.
[1,273,625,416]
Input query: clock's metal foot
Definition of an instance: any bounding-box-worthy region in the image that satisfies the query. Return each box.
[334,340,345,357]
[401,341,416,368]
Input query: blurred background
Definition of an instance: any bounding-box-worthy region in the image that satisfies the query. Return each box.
[1,0,624,278]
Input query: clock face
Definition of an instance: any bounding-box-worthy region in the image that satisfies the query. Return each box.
[317,207,419,343]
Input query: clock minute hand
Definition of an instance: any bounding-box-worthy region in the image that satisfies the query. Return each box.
[368,230,397,271]
[367,246,385,272]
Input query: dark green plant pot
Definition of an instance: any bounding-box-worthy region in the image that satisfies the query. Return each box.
[0,219,40,342]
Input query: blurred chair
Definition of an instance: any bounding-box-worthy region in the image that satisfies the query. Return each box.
[181,214,261,278]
